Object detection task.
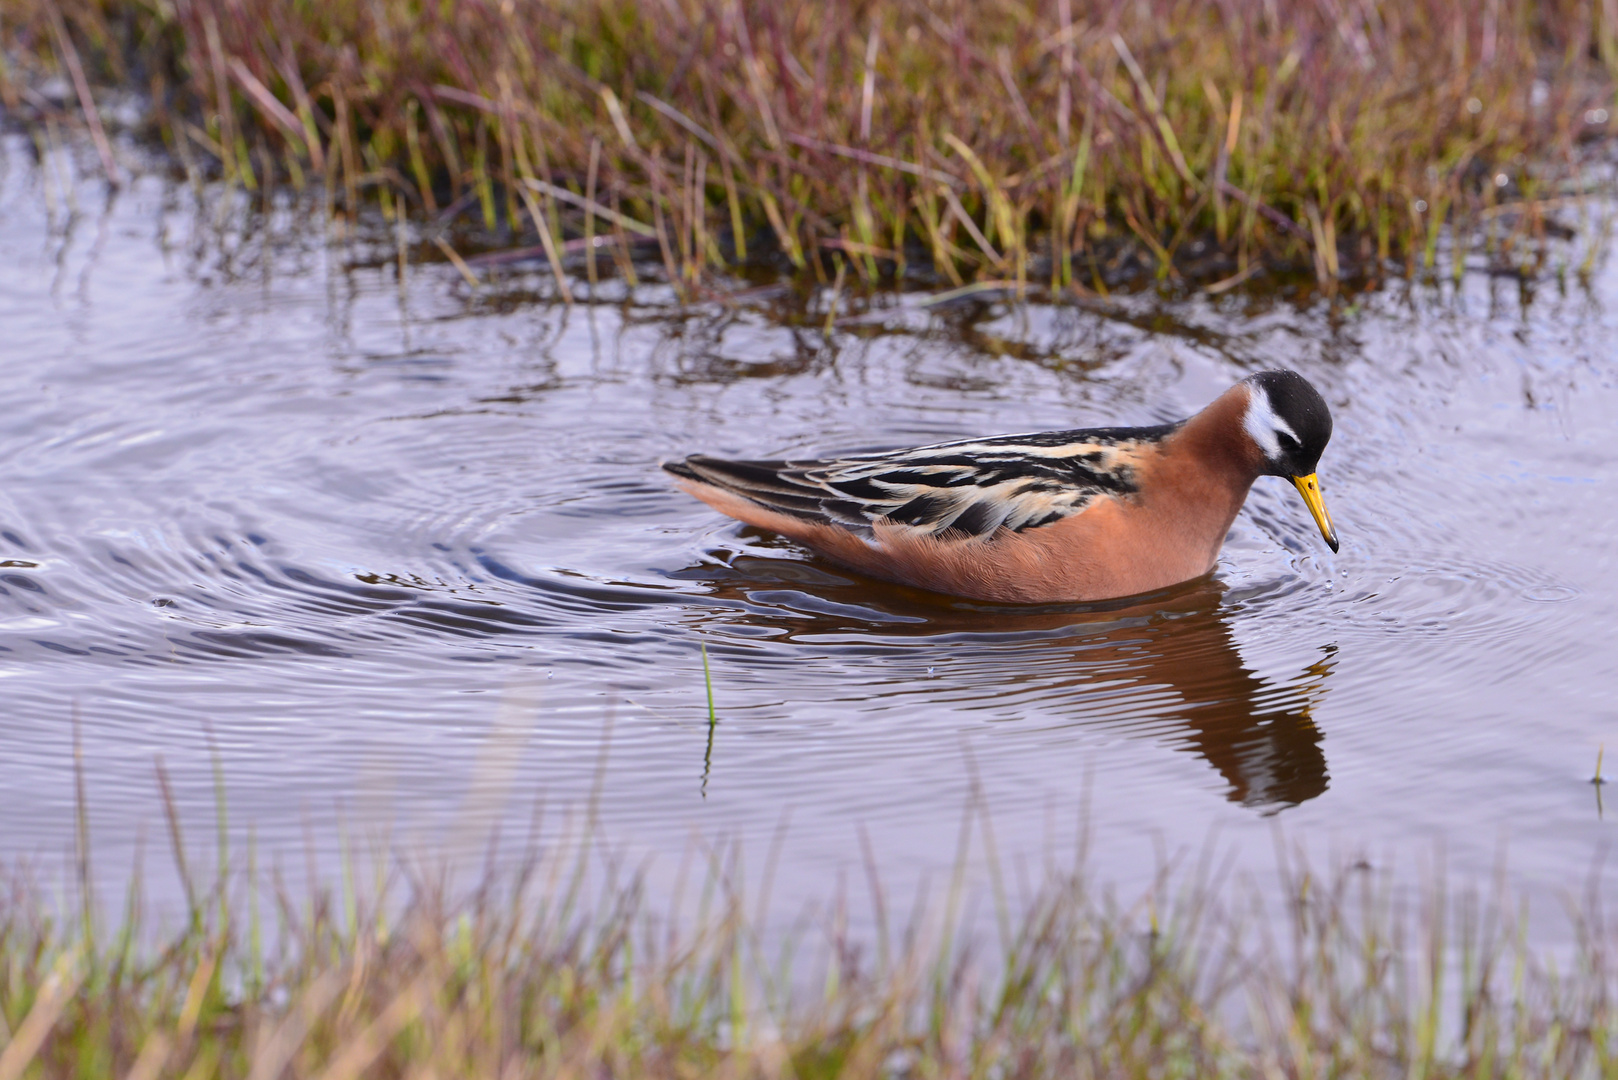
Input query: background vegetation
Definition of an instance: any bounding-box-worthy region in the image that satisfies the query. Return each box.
[2,0,1617,294]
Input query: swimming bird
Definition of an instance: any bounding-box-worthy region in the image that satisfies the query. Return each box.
[664,370,1338,604]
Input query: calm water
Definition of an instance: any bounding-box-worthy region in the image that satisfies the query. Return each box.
[2,134,1615,935]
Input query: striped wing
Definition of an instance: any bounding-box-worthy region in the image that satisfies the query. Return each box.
[666,423,1178,540]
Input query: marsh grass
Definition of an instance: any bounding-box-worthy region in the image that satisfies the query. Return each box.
[2,758,1617,1079]
[3,0,1618,298]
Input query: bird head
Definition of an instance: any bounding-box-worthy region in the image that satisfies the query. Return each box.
[1241,370,1338,552]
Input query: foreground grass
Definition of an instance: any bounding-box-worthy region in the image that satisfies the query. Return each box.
[2,0,1617,294]
[0,829,1615,1079]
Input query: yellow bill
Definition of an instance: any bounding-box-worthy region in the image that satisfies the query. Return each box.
[1290,473,1339,552]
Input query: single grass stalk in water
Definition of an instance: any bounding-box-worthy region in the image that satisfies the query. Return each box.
[701,642,717,798]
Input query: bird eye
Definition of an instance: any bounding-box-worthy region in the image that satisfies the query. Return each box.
[1277,431,1300,453]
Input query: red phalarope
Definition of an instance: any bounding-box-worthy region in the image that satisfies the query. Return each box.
[664,370,1338,603]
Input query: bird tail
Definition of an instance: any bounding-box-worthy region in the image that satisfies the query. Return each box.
[661,455,827,520]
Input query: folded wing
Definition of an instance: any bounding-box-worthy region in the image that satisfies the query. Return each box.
[664,424,1178,542]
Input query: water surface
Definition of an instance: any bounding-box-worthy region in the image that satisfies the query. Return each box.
[1,135,1615,934]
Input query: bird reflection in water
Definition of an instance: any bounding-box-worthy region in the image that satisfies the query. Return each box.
[680,552,1335,812]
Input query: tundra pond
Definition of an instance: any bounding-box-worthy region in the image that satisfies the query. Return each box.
[1,136,1616,945]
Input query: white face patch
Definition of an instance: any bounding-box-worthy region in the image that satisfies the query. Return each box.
[1242,384,1299,462]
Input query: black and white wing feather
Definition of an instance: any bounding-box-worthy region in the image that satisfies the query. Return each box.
[664,424,1179,541]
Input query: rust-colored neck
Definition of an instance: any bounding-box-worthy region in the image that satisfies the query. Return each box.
[1165,381,1266,488]
[1118,382,1264,581]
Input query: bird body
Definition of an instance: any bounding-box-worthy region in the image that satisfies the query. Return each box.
[665,371,1337,604]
